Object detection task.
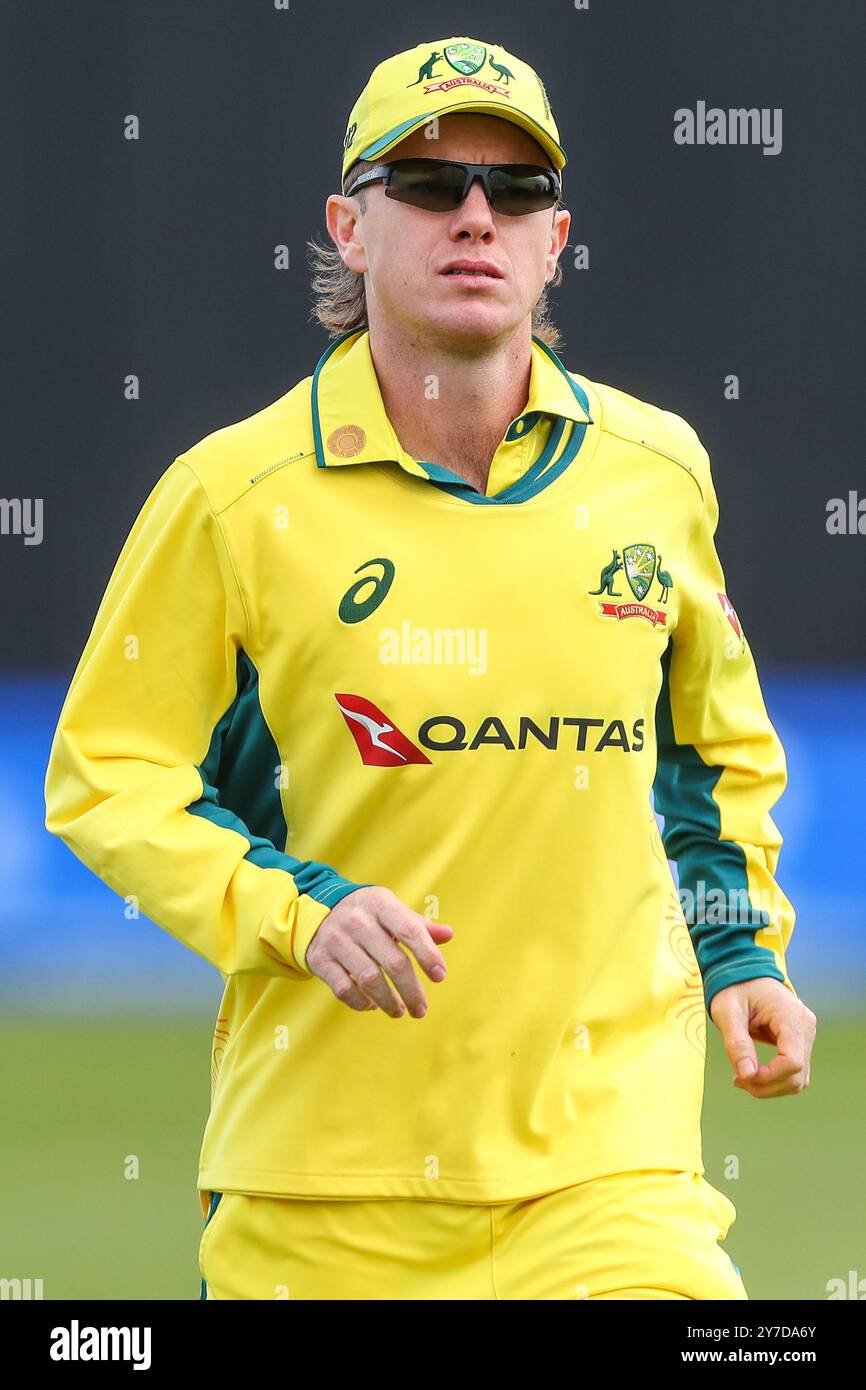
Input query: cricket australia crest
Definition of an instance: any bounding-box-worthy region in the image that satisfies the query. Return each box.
[444,43,486,75]
[623,543,656,601]
[589,542,673,627]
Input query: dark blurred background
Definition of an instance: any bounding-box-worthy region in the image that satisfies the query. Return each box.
[1,0,863,1300]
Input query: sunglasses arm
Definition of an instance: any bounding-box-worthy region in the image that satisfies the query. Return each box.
[342,165,390,197]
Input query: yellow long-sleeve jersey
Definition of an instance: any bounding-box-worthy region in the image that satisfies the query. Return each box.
[44,327,797,1211]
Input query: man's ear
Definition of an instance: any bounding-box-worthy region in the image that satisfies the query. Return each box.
[326,193,369,276]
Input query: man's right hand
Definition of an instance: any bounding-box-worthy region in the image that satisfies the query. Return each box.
[304,886,454,1019]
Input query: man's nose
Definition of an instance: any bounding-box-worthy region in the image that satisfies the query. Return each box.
[465,174,492,207]
[454,176,495,223]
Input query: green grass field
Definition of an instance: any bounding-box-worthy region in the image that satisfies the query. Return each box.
[0,1012,861,1300]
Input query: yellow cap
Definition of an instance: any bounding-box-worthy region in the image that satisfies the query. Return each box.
[342,37,566,195]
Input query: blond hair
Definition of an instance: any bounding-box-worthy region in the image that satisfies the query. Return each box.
[306,158,566,351]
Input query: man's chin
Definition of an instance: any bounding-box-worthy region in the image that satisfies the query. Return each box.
[420,304,520,346]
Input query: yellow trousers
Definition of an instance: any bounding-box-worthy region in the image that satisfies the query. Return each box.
[198,1168,747,1300]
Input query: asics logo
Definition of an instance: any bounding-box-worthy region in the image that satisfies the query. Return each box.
[338,557,395,624]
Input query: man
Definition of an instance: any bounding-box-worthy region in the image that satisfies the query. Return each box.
[44,36,816,1300]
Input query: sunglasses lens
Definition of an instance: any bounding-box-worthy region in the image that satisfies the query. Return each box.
[384,161,557,215]
[488,166,558,215]
[386,161,466,211]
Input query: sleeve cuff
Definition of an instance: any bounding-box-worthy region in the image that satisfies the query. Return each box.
[702,955,796,1016]
[259,875,372,976]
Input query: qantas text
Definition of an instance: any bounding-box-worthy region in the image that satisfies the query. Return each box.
[417,715,645,752]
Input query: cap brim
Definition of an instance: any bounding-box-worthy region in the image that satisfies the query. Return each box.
[351,101,566,177]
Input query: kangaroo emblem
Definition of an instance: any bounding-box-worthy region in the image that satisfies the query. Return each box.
[655,555,674,603]
[488,53,515,84]
[589,549,623,596]
[407,51,443,86]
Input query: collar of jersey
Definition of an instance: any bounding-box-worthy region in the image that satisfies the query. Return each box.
[311,326,594,503]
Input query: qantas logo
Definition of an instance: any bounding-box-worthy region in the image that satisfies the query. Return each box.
[335,693,644,766]
[717,591,742,638]
[334,693,431,766]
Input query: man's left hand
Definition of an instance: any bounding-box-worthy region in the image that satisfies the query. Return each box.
[710,978,817,1098]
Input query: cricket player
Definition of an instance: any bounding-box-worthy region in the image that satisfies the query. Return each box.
[43,36,817,1300]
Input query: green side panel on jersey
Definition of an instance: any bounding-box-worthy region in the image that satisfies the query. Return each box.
[652,640,784,1013]
[188,650,369,909]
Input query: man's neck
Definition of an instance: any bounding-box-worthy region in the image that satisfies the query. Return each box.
[367,321,534,495]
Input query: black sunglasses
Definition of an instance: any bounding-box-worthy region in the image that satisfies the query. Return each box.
[343,158,562,216]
